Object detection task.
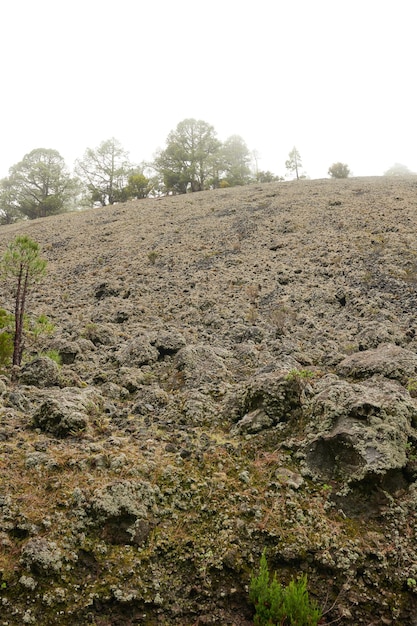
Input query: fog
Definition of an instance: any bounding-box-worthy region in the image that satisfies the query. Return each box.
[1,0,416,180]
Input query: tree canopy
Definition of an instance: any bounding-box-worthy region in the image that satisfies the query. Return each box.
[218,135,252,187]
[153,119,221,193]
[384,163,414,177]
[75,138,133,206]
[1,235,47,370]
[0,149,78,221]
[328,162,350,179]
[0,120,289,221]
[285,147,302,180]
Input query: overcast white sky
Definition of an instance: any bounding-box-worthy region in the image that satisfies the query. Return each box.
[1,0,416,180]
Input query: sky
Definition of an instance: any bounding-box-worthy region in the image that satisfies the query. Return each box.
[1,0,416,180]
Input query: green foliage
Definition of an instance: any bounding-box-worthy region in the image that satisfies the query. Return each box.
[328,162,350,179]
[41,349,62,365]
[125,172,152,199]
[147,250,159,265]
[0,149,78,220]
[407,378,417,398]
[218,134,252,187]
[1,236,47,370]
[153,118,221,194]
[75,138,133,206]
[249,550,322,626]
[0,331,13,369]
[285,368,314,382]
[257,170,283,183]
[0,309,15,369]
[285,147,303,180]
[384,162,413,177]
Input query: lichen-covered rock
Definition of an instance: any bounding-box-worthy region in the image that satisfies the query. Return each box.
[131,384,170,416]
[53,340,81,364]
[18,357,60,387]
[32,398,87,437]
[227,370,304,428]
[89,480,159,521]
[231,408,273,434]
[174,344,231,388]
[116,335,159,367]
[356,321,406,351]
[336,343,417,383]
[154,328,186,356]
[21,538,63,574]
[304,375,417,482]
[94,281,121,300]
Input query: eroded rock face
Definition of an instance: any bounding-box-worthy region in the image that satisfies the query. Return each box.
[304,375,417,482]
[336,343,417,383]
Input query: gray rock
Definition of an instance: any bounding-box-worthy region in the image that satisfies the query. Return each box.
[337,343,417,383]
[116,336,159,367]
[21,538,62,573]
[18,357,60,387]
[227,371,304,426]
[32,398,87,437]
[54,340,81,364]
[275,468,304,489]
[305,376,417,482]
[356,321,405,351]
[232,408,273,434]
[154,329,186,356]
[174,344,230,388]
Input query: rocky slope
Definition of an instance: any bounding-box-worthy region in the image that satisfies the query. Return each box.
[1,176,417,624]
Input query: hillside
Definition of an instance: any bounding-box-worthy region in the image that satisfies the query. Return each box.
[1,176,417,624]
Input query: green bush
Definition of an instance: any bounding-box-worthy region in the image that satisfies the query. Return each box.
[0,331,13,368]
[0,309,14,368]
[328,162,350,179]
[249,550,322,626]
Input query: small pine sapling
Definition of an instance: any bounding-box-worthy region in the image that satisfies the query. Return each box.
[249,549,322,626]
[1,236,47,375]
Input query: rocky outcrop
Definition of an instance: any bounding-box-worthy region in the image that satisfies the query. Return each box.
[3,178,417,624]
[18,357,60,387]
[304,375,417,483]
[336,343,417,383]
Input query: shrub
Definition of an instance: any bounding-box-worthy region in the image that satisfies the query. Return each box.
[0,235,47,372]
[328,162,350,179]
[249,550,322,626]
[0,309,14,369]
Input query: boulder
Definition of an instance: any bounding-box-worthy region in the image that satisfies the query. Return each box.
[174,344,230,388]
[116,336,159,367]
[31,388,103,438]
[154,329,186,357]
[337,343,417,383]
[32,398,87,438]
[18,357,60,387]
[304,376,417,482]
[228,370,305,432]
